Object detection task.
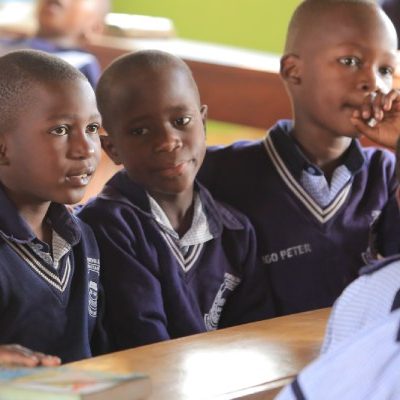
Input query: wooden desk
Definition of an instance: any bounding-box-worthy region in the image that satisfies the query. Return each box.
[71,308,330,400]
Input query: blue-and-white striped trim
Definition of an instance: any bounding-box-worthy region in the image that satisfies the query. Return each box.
[160,230,204,273]
[264,135,352,224]
[3,237,71,293]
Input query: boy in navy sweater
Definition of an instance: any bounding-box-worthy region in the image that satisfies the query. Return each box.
[0,0,110,87]
[199,0,400,316]
[0,49,103,366]
[79,50,274,350]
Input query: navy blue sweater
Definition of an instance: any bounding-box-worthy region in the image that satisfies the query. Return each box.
[79,171,274,351]
[198,120,400,315]
[0,187,104,362]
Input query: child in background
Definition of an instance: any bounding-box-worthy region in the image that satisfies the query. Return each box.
[79,50,273,351]
[380,0,400,48]
[198,0,400,316]
[0,49,103,366]
[0,0,110,87]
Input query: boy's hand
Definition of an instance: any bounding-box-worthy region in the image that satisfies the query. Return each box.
[351,89,400,150]
[0,344,61,367]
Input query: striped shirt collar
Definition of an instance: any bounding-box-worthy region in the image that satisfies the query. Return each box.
[27,229,72,270]
[147,191,214,248]
[269,120,365,180]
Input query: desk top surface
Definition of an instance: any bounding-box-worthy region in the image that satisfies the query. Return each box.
[71,308,330,400]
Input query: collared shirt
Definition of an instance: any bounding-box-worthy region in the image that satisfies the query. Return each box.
[271,120,365,207]
[148,191,214,256]
[27,228,72,270]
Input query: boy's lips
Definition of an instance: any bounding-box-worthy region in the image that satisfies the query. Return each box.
[156,160,192,177]
[65,166,95,186]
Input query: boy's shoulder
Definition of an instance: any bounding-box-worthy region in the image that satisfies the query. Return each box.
[197,181,253,233]
[361,145,395,164]
[79,170,150,219]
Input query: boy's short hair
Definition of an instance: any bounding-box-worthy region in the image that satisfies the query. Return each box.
[285,0,379,53]
[96,50,200,133]
[0,49,87,133]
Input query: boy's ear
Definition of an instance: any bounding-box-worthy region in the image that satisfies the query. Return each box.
[200,105,208,135]
[101,135,123,165]
[280,54,302,85]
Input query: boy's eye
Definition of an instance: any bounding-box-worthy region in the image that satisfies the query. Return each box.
[339,56,361,67]
[49,126,68,136]
[379,66,394,77]
[86,124,100,135]
[174,116,192,127]
[130,127,149,136]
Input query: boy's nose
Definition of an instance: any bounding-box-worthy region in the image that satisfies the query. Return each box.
[68,132,99,159]
[358,69,389,94]
[154,126,183,153]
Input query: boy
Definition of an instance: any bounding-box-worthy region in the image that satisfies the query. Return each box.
[0,49,103,366]
[275,307,400,400]
[198,0,400,316]
[0,0,110,87]
[79,50,273,350]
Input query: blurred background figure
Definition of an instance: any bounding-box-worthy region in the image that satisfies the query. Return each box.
[380,0,400,48]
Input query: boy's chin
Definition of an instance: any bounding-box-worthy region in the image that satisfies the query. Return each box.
[55,190,85,206]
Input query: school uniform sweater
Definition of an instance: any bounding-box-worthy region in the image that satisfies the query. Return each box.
[321,254,400,354]
[198,120,400,315]
[0,187,103,362]
[79,170,273,351]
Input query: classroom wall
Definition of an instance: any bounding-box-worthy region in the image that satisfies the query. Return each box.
[112,1,301,55]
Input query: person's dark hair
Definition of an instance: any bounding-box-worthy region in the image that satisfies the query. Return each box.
[96,49,200,133]
[0,49,87,133]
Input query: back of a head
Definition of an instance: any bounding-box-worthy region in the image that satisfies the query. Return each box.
[284,0,385,54]
[96,50,200,133]
[0,49,87,133]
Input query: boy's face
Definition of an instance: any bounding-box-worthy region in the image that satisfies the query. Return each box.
[0,79,101,207]
[283,4,398,138]
[37,0,102,40]
[102,65,207,201]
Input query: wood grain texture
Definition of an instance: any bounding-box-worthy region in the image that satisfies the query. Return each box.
[71,308,330,400]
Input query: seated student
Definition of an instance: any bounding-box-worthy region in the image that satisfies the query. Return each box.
[198,0,400,316]
[275,307,400,400]
[0,49,103,366]
[0,0,110,87]
[321,135,400,354]
[78,50,274,351]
